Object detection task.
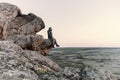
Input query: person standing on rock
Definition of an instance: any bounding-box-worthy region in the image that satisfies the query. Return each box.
[47,27,60,48]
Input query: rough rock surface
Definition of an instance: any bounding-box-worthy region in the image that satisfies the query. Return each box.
[0,41,61,80]
[0,41,117,80]
[0,3,20,40]
[39,39,54,56]
[0,41,38,80]
[7,34,44,50]
[0,3,118,80]
[0,3,20,22]
[0,2,49,55]
[0,3,45,54]
[3,13,45,39]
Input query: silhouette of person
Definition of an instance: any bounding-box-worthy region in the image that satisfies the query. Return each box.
[47,27,60,48]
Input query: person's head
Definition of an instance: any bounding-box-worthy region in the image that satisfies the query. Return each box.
[49,27,52,31]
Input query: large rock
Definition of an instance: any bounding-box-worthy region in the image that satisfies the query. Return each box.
[0,3,21,40]
[39,39,57,56]
[0,41,61,80]
[0,3,46,55]
[0,41,38,80]
[0,3,45,40]
[0,42,116,80]
[0,3,20,22]
[7,34,44,50]
[3,13,45,39]
[23,50,61,71]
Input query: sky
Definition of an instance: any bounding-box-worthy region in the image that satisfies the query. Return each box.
[0,0,120,47]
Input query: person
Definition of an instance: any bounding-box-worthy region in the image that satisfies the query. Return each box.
[47,27,60,48]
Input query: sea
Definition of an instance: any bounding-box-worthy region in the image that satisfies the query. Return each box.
[48,47,120,79]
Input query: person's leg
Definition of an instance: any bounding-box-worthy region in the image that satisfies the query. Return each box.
[49,38,54,48]
[54,39,60,47]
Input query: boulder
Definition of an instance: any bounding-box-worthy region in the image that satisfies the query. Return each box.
[7,34,44,50]
[0,41,38,80]
[3,12,45,39]
[0,41,61,80]
[39,39,57,56]
[0,3,20,22]
[0,3,45,40]
[0,3,47,55]
[0,3,21,40]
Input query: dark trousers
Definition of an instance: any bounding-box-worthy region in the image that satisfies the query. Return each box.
[49,38,54,47]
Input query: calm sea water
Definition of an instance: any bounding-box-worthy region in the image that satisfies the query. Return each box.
[48,47,120,78]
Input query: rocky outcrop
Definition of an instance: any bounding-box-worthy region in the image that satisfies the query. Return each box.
[0,3,49,55]
[7,34,44,50]
[0,3,20,21]
[0,41,117,80]
[0,3,20,39]
[0,3,117,80]
[0,41,61,80]
[0,3,45,39]
[0,41,38,80]
[39,39,54,56]
[0,3,61,80]
[3,13,45,39]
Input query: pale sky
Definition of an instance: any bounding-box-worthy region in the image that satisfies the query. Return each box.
[1,0,120,47]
